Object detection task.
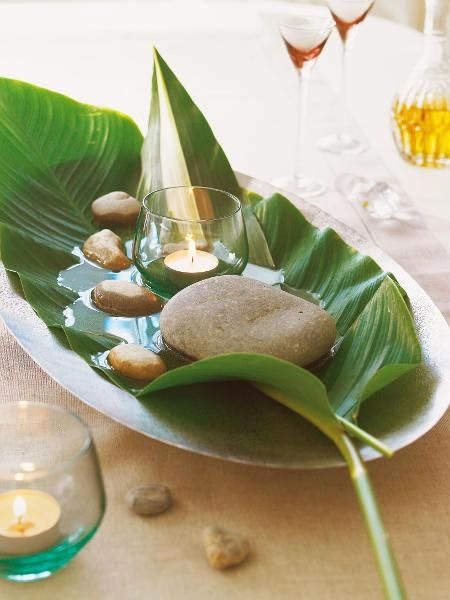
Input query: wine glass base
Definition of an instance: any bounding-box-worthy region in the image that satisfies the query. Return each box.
[319,134,366,155]
[272,175,327,198]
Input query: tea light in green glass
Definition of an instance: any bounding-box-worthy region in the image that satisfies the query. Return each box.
[0,402,105,582]
[133,186,248,299]
[164,235,219,287]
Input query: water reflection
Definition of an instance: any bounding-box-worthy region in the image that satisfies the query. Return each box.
[58,244,324,370]
[62,289,161,348]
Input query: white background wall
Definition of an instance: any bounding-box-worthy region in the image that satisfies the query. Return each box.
[0,0,425,30]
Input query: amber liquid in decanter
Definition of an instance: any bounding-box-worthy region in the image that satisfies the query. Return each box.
[392,99,450,167]
[391,0,450,168]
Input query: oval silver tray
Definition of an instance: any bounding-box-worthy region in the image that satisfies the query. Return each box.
[1,174,449,469]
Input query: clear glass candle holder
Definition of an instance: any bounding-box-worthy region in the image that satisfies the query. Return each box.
[133,186,248,298]
[0,402,105,582]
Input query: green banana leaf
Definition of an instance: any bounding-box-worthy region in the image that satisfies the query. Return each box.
[0,76,143,332]
[0,71,421,431]
[138,48,274,268]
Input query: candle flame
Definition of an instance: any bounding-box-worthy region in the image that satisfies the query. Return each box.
[187,237,196,264]
[13,496,27,523]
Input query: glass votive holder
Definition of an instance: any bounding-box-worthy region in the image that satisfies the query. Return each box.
[0,402,105,582]
[133,186,249,298]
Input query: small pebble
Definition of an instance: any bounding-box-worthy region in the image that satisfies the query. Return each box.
[202,526,250,570]
[126,484,172,516]
[91,191,141,226]
[83,229,131,271]
[108,343,167,381]
[92,280,161,317]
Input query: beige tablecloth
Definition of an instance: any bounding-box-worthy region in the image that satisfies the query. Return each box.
[0,3,450,598]
[1,316,449,600]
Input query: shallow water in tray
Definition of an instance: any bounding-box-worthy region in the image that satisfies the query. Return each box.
[57,243,323,372]
[57,242,136,293]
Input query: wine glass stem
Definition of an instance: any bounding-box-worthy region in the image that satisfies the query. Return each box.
[340,24,360,140]
[294,66,312,185]
[341,42,351,138]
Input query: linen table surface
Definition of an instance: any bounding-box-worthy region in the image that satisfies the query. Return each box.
[0,2,449,599]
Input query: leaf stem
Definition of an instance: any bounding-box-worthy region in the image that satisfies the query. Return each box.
[253,383,405,597]
[337,416,394,458]
[253,382,405,597]
[253,382,393,458]
[335,434,406,600]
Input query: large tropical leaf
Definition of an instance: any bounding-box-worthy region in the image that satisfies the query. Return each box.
[138,48,274,267]
[145,353,341,441]
[0,78,142,250]
[0,72,421,432]
[133,48,420,423]
[251,194,422,419]
[0,77,143,337]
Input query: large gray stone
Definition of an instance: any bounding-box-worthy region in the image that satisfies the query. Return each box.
[160,275,336,367]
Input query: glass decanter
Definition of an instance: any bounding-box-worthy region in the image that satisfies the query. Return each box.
[391,0,450,168]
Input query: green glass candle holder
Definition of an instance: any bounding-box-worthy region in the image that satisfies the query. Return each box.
[0,402,105,582]
[133,186,249,299]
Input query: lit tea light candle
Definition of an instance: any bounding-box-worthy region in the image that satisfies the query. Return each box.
[0,490,61,555]
[164,236,218,287]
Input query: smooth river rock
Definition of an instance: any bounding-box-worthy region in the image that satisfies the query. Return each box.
[160,275,336,367]
[83,229,131,271]
[108,344,167,381]
[91,191,141,226]
[125,484,172,516]
[92,280,161,317]
[203,526,250,570]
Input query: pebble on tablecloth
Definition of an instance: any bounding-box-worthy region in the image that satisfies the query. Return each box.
[125,484,172,516]
[202,526,250,570]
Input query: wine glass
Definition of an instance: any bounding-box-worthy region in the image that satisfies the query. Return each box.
[275,12,335,197]
[319,0,375,154]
